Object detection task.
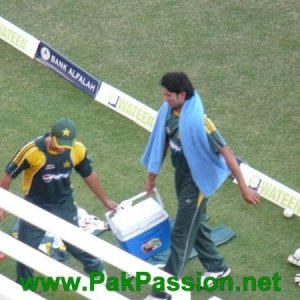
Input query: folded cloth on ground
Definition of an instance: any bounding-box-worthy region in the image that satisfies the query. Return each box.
[146,224,236,267]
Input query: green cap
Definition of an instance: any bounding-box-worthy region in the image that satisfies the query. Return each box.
[51,118,76,149]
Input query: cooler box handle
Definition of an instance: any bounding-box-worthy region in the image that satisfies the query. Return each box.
[105,188,164,227]
[119,188,163,209]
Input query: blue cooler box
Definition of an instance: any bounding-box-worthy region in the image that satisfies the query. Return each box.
[106,194,171,260]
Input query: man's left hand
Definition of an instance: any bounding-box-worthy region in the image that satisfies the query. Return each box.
[241,187,260,206]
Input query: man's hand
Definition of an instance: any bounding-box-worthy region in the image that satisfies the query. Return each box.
[220,146,260,206]
[240,186,260,206]
[0,208,7,221]
[0,251,5,260]
[0,173,13,221]
[103,199,119,211]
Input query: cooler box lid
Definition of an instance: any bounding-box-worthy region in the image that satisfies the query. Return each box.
[108,197,168,240]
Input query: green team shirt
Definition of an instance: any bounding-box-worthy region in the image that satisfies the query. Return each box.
[5,133,93,204]
[166,110,227,176]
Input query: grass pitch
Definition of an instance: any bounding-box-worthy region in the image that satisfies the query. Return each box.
[0,1,299,299]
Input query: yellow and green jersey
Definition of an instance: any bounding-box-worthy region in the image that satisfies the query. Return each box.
[5,133,93,204]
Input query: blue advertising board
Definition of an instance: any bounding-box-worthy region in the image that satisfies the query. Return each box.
[36,41,101,98]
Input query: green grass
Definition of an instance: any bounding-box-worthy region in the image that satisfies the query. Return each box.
[0,1,299,299]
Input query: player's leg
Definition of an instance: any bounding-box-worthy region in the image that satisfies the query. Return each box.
[16,219,46,283]
[146,178,200,300]
[194,197,228,272]
[193,197,230,288]
[163,189,202,276]
[55,201,105,274]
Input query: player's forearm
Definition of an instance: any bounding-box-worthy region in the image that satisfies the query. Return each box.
[220,146,260,206]
[219,146,248,190]
[84,172,110,204]
[144,173,157,193]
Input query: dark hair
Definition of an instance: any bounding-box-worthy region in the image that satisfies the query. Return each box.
[160,72,194,99]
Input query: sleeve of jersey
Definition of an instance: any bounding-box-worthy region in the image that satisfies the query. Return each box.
[72,142,93,178]
[5,142,35,179]
[204,115,227,153]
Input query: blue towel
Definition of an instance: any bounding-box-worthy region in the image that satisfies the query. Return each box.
[141,91,230,197]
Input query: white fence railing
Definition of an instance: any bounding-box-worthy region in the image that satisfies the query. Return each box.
[0,188,190,300]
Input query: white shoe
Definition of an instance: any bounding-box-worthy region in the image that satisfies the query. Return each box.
[295,273,300,286]
[288,254,300,266]
[201,267,231,288]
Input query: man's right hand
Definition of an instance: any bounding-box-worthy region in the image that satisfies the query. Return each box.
[0,208,7,221]
[0,173,12,221]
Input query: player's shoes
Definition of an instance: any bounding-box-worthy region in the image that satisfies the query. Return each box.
[294,274,300,286]
[288,253,300,267]
[201,267,231,288]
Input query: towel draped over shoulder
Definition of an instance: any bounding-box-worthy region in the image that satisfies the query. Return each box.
[141,91,230,197]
